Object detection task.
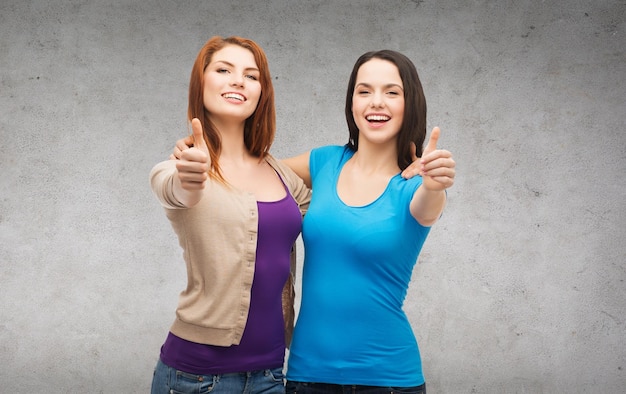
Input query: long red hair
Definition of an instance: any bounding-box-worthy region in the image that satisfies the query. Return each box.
[187,36,276,182]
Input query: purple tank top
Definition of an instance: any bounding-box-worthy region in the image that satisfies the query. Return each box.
[159,187,302,375]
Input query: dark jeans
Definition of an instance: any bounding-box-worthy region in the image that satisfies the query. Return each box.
[285,381,425,394]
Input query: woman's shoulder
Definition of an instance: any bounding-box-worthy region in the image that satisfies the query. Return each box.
[311,144,350,155]
[265,153,302,184]
[390,173,424,202]
[310,144,353,163]
[265,153,312,209]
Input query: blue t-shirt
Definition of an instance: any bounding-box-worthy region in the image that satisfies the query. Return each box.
[287,145,431,386]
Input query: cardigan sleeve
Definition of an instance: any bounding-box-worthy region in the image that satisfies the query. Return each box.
[149,160,186,209]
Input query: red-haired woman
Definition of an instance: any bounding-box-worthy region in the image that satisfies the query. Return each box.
[149,36,310,394]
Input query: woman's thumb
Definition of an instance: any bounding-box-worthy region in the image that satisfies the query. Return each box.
[191,118,208,151]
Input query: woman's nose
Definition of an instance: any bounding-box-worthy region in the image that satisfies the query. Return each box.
[230,74,244,87]
[370,92,385,108]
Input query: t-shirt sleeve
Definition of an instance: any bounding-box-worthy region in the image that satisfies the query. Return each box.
[309,145,347,182]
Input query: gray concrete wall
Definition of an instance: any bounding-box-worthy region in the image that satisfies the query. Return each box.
[1,0,624,392]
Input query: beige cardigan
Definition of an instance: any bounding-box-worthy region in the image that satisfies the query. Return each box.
[149,155,311,347]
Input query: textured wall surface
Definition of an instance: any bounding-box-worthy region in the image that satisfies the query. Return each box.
[1,0,625,393]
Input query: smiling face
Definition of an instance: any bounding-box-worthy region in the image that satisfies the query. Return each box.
[351,58,405,147]
[202,44,262,122]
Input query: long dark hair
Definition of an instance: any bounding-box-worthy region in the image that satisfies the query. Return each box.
[345,50,427,171]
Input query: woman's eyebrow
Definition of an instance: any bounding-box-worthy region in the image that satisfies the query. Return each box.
[212,60,259,72]
[355,82,403,90]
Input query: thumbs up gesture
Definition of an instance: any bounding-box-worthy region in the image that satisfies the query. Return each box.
[403,127,455,191]
[175,118,210,191]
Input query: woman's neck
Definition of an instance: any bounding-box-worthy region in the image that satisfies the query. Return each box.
[351,140,400,177]
[214,118,254,163]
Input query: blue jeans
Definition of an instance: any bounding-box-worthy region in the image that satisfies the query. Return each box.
[285,381,425,394]
[151,358,286,394]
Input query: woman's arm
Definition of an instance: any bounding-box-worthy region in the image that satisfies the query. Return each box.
[410,188,447,227]
[281,151,312,188]
[170,131,313,190]
[153,118,210,208]
[409,127,456,226]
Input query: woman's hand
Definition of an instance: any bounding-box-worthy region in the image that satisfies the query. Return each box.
[175,118,210,193]
[402,127,455,190]
[169,134,194,160]
[407,127,456,226]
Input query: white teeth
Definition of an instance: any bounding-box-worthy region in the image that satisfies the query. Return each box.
[223,93,245,101]
[366,115,390,121]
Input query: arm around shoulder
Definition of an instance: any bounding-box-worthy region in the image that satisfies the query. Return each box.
[281,151,312,189]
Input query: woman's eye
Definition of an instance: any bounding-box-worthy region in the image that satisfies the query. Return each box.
[217,68,229,73]
[245,74,258,81]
